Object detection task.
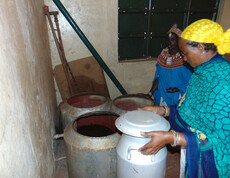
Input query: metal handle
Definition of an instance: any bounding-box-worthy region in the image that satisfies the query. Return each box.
[127,146,139,160]
[127,146,155,162]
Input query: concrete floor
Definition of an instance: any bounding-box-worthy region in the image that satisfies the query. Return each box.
[54,139,180,178]
[53,139,68,178]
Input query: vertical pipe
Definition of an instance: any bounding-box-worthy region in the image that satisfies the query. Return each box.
[52,0,127,95]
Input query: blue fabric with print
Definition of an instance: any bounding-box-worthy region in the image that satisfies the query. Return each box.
[153,63,192,106]
[170,105,219,178]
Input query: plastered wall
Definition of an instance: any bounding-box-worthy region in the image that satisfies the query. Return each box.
[217,0,230,31]
[0,1,56,177]
[45,0,230,104]
[44,0,155,103]
[217,0,230,61]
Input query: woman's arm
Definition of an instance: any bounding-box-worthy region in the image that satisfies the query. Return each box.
[149,78,159,93]
[138,105,170,117]
[138,131,187,155]
[138,105,187,155]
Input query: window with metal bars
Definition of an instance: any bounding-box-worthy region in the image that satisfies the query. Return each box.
[118,0,220,61]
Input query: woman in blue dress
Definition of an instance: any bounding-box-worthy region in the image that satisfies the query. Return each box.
[147,24,193,106]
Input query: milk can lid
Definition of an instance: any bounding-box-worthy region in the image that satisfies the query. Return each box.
[115,110,170,137]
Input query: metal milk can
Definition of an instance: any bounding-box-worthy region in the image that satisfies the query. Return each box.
[115,110,170,178]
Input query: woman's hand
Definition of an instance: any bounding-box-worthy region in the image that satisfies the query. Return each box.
[138,131,173,155]
[138,106,165,116]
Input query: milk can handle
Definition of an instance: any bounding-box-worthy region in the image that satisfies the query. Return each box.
[127,146,155,162]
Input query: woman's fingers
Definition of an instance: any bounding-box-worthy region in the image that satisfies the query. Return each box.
[140,131,149,137]
[138,106,157,113]
[139,131,170,155]
[138,106,151,111]
[139,131,157,154]
[139,141,159,155]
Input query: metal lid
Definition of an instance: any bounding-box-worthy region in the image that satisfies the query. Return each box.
[115,110,170,137]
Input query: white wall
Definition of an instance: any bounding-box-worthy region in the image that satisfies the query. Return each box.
[44,0,155,103]
[45,0,230,105]
[0,1,56,177]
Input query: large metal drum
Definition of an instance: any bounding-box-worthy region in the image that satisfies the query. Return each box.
[115,110,170,178]
[60,92,111,130]
[111,94,155,115]
[64,111,120,178]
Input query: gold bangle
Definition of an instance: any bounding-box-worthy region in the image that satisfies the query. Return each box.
[163,106,169,117]
[162,106,166,117]
[165,106,169,117]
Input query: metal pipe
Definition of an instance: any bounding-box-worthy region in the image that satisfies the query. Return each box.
[52,0,127,95]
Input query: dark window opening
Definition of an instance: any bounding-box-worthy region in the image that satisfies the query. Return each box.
[118,0,220,61]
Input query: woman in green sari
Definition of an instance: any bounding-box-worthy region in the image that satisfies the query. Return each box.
[138,19,230,178]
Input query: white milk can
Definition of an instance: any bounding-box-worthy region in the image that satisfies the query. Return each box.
[115,110,170,178]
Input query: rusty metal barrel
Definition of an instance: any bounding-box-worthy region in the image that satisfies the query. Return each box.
[64,111,120,178]
[111,94,155,115]
[60,92,111,130]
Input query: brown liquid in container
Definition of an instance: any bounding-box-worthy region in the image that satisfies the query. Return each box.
[77,125,114,137]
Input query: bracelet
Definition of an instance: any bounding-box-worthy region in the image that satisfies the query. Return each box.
[163,106,166,117]
[165,106,169,117]
[162,106,169,117]
[170,130,180,147]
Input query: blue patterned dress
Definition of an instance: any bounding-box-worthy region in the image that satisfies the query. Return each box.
[170,54,230,177]
[153,48,193,106]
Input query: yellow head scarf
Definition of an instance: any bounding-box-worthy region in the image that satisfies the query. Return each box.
[181,19,230,55]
